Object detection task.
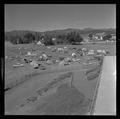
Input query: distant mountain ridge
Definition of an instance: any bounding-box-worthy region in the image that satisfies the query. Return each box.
[5,28,116,44]
[5,28,116,35]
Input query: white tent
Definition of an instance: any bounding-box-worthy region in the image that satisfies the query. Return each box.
[72,53,77,57]
[27,51,36,56]
[30,60,38,68]
[47,46,51,49]
[5,56,8,59]
[64,46,67,49]
[82,48,87,51]
[59,61,65,66]
[42,54,47,58]
[37,41,44,45]
[58,48,64,51]
[52,38,56,41]
[37,41,42,45]
[27,51,31,55]
[13,63,24,67]
[97,50,106,54]
[88,50,94,55]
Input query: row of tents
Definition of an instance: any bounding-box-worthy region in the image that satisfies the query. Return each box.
[7,45,109,69]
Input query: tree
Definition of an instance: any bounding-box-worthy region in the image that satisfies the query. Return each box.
[88,33,93,41]
[66,31,83,44]
[103,34,112,41]
[74,32,83,43]
[9,35,22,44]
[43,34,54,46]
[10,36,18,44]
[22,33,35,43]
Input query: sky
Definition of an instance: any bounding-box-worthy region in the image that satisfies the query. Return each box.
[5,4,116,32]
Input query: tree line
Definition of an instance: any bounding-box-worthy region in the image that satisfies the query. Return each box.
[5,31,84,45]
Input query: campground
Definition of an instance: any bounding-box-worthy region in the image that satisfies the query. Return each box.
[5,41,116,115]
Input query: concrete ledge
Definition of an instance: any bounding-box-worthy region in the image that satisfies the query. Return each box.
[93,56,116,115]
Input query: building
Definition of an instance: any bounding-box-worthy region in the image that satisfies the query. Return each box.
[92,32,105,41]
[110,34,116,41]
[88,32,106,41]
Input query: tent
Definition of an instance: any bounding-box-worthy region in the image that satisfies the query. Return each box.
[37,41,44,45]
[30,60,38,68]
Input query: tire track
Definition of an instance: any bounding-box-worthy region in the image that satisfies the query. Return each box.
[16,72,74,112]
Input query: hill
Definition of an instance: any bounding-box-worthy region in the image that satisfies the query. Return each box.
[5,28,116,37]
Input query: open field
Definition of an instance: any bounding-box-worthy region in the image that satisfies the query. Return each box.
[5,41,116,115]
[5,63,102,115]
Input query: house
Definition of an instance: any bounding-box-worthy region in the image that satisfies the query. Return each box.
[110,34,116,41]
[90,32,106,41]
